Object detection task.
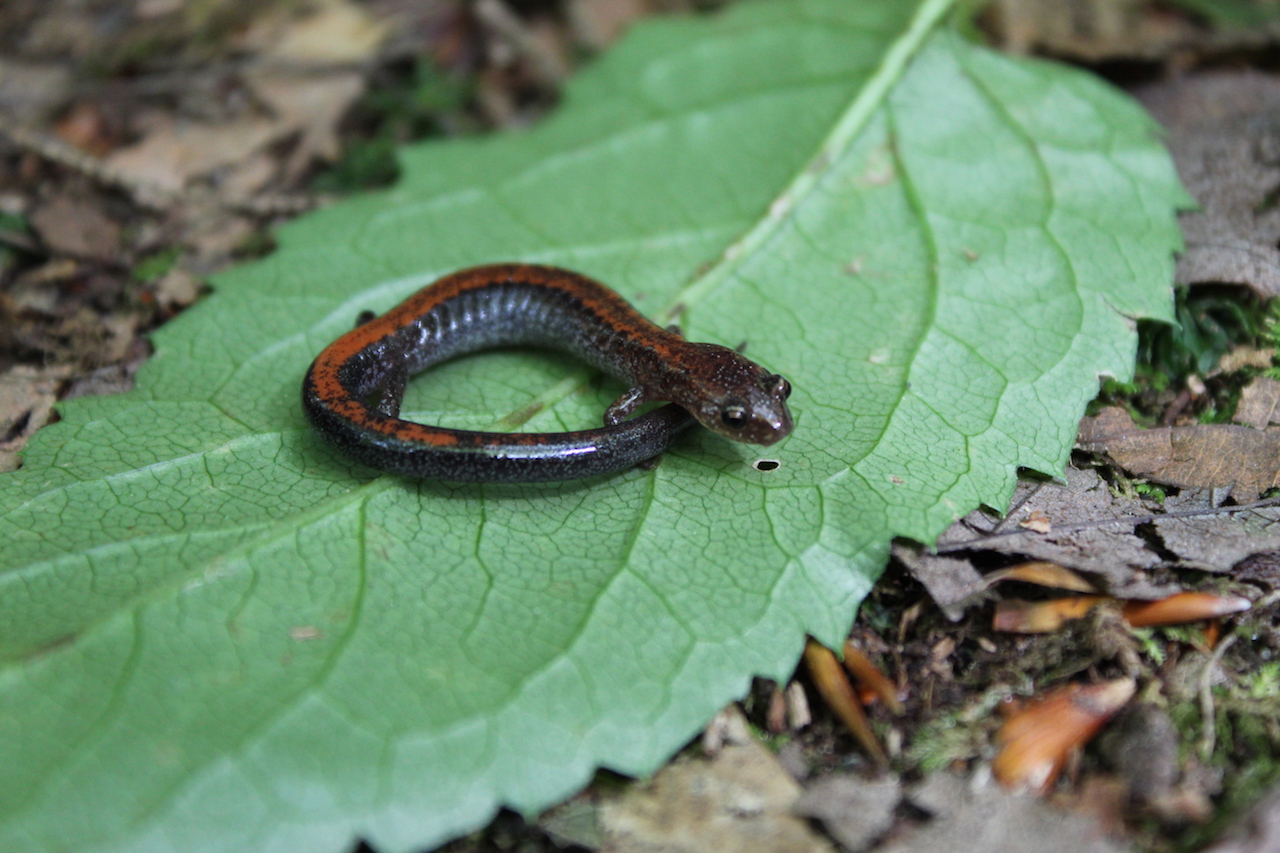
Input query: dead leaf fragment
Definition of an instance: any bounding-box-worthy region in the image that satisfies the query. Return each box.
[1235,377,1280,430]
[985,0,1197,61]
[893,543,986,621]
[1137,72,1280,298]
[1233,551,1280,590]
[1020,510,1052,533]
[244,69,365,174]
[106,118,290,193]
[29,195,121,260]
[266,0,389,64]
[701,704,754,756]
[792,774,900,853]
[599,737,836,853]
[0,365,66,469]
[567,0,648,48]
[880,772,1132,853]
[1153,501,1280,572]
[934,467,1178,600]
[1080,407,1280,500]
[784,681,811,731]
[1216,345,1275,375]
[994,679,1136,794]
[0,59,72,123]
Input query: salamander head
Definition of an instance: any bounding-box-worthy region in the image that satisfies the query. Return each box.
[677,344,794,446]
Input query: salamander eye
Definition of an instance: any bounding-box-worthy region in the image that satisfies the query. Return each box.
[776,377,792,399]
[721,406,749,429]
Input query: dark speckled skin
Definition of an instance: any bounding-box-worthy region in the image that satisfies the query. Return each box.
[302,264,793,483]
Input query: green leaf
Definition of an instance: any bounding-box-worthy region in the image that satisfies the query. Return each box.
[0,1,1185,850]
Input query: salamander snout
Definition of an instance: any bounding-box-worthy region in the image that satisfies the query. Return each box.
[679,344,794,445]
[713,372,794,445]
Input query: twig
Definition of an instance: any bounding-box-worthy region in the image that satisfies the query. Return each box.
[1198,634,1238,760]
[0,120,177,209]
[1253,589,1280,612]
[0,119,320,217]
[474,0,569,84]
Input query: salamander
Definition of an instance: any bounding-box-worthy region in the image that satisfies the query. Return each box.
[302,263,793,483]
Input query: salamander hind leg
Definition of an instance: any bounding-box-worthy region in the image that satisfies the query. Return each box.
[368,359,409,418]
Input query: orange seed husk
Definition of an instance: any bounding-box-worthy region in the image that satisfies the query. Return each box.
[992,596,1106,633]
[985,561,1099,593]
[803,638,888,766]
[993,678,1135,794]
[841,640,904,715]
[1121,592,1251,628]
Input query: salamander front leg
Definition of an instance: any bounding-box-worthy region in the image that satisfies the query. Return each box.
[605,386,649,427]
[606,386,669,470]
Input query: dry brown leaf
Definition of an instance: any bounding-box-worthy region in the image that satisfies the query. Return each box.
[1235,376,1280,430]
[151,269,203,313]
[932,467,1179,600]
[1137,72,1280,298]
[700,704,754,756]
[880,772,1132,853]
[244,69,365,173]
[1080,407,1280,500]
[0,59,71,123]
[28,195,121,260]
[792,774,900,853]
[184,213,258,260]
[1020,509,1052,533]
[599,736,836,853]
[892,543,986,621]
[985,0,1197,60]
[1153,500,1280,572]
[105,118,290,192]
[266,0,389,64]
[1216,345,1276,375]
[0,365,66,470]
[567,0,650,48]
[217,152,280,199]
[1233,551,1280,590]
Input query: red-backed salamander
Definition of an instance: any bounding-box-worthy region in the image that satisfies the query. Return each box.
[302,263,794,483]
